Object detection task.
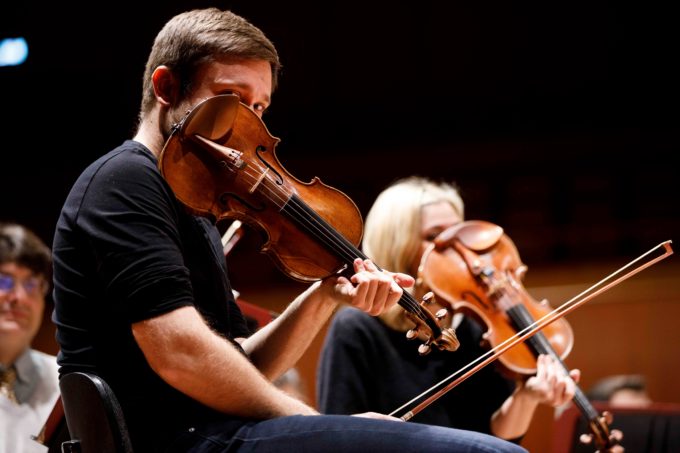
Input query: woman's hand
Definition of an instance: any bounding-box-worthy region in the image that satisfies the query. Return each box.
[521,354,580,407]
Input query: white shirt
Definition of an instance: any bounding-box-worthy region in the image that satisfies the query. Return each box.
[0,349,59,453]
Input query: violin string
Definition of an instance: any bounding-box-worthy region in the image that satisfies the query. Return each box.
[259,175,429,318]
[390,240,672,418]
[504,301,599,419]
[215,153,427,317]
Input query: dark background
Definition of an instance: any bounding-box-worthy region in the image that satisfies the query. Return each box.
[4,4,680,451]
[1,1,678,271]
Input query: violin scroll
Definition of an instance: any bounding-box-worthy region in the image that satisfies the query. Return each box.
[404,291,460,355]
[579,411,624,453]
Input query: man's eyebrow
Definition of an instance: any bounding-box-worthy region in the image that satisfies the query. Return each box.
[214,81,271,105]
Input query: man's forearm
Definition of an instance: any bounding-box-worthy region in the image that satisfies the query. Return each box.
[133,306,318,418]
[242,280,338,380]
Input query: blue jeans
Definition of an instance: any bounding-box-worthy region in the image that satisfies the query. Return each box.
[166,415,527,452]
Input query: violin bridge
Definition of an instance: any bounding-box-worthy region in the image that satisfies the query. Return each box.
[249,167,270,194]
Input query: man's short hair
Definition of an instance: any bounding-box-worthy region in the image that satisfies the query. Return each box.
[0,223,52,280]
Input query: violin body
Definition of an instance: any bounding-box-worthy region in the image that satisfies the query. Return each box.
[418,222,574,376]
[159,94,362,282]
[417,220,619,450]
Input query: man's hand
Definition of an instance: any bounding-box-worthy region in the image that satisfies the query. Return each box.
[330,259,414,316]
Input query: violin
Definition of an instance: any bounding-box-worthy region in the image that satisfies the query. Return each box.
[416,220,621,451]
[158,93,458,354]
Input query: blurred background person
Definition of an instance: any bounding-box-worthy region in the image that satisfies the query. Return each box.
[0,223,59,453]
[587,374,652,409]
[317,176,581,443]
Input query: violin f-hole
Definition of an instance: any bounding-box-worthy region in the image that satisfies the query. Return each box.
[255,145,284,185]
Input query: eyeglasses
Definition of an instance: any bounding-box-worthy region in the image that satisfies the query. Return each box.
[0,272,48,297]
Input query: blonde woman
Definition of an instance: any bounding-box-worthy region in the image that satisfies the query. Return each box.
[318,176,580,443]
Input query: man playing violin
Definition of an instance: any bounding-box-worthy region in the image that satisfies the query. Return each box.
[52,8,526,453]
[318,176,582,444]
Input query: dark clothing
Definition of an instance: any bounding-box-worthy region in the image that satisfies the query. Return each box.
[317,307,518,439]
[166,414,525,453]
[52,140,249,452]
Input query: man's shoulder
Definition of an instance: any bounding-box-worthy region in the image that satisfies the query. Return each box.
[25,349,60,409]
[13,349,60,398]
[85,140,157,176]
[65,140,165,204]
[28,349,60,378]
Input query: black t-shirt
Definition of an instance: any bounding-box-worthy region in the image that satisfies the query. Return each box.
[52,140,250,451]
[317,307,517,438]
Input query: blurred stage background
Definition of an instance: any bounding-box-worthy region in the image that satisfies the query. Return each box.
[2,2,678,451]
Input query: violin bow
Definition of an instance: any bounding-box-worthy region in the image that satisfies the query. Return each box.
[390,240,673,425]
[222,219,246,257]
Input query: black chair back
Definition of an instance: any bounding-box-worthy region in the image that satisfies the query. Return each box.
[59,372,134,453]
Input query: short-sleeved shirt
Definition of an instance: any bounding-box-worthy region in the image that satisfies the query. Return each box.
[317,307,517,437]
[52,140,250,451]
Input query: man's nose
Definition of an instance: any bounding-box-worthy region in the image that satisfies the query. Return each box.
[3,287,19,303]
[2,283,28,301]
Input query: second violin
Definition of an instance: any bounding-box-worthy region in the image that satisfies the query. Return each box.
[417,220,619,451]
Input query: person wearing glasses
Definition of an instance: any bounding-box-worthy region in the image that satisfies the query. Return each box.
[0,222,58,453]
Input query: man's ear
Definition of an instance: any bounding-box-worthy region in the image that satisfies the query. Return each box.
[151,65,178,107]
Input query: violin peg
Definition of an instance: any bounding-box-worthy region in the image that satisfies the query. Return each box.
[515,264,528,281]
[421,292,435,304]
[479,332,490,349]
[579,433,593,445]
[610,429,623,443]
[406,329,418,340]
[602,411,614,425]
[418,343,432,355]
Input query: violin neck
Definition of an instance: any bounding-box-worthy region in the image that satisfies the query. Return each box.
[506,304,600,422]
[282,194,440,336]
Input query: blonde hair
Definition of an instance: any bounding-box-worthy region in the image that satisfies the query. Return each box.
[362,176,464,276]
[362,177,463,330]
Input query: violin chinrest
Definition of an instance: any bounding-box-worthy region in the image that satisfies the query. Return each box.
[181,94,240,141]
[434,220,504,251]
